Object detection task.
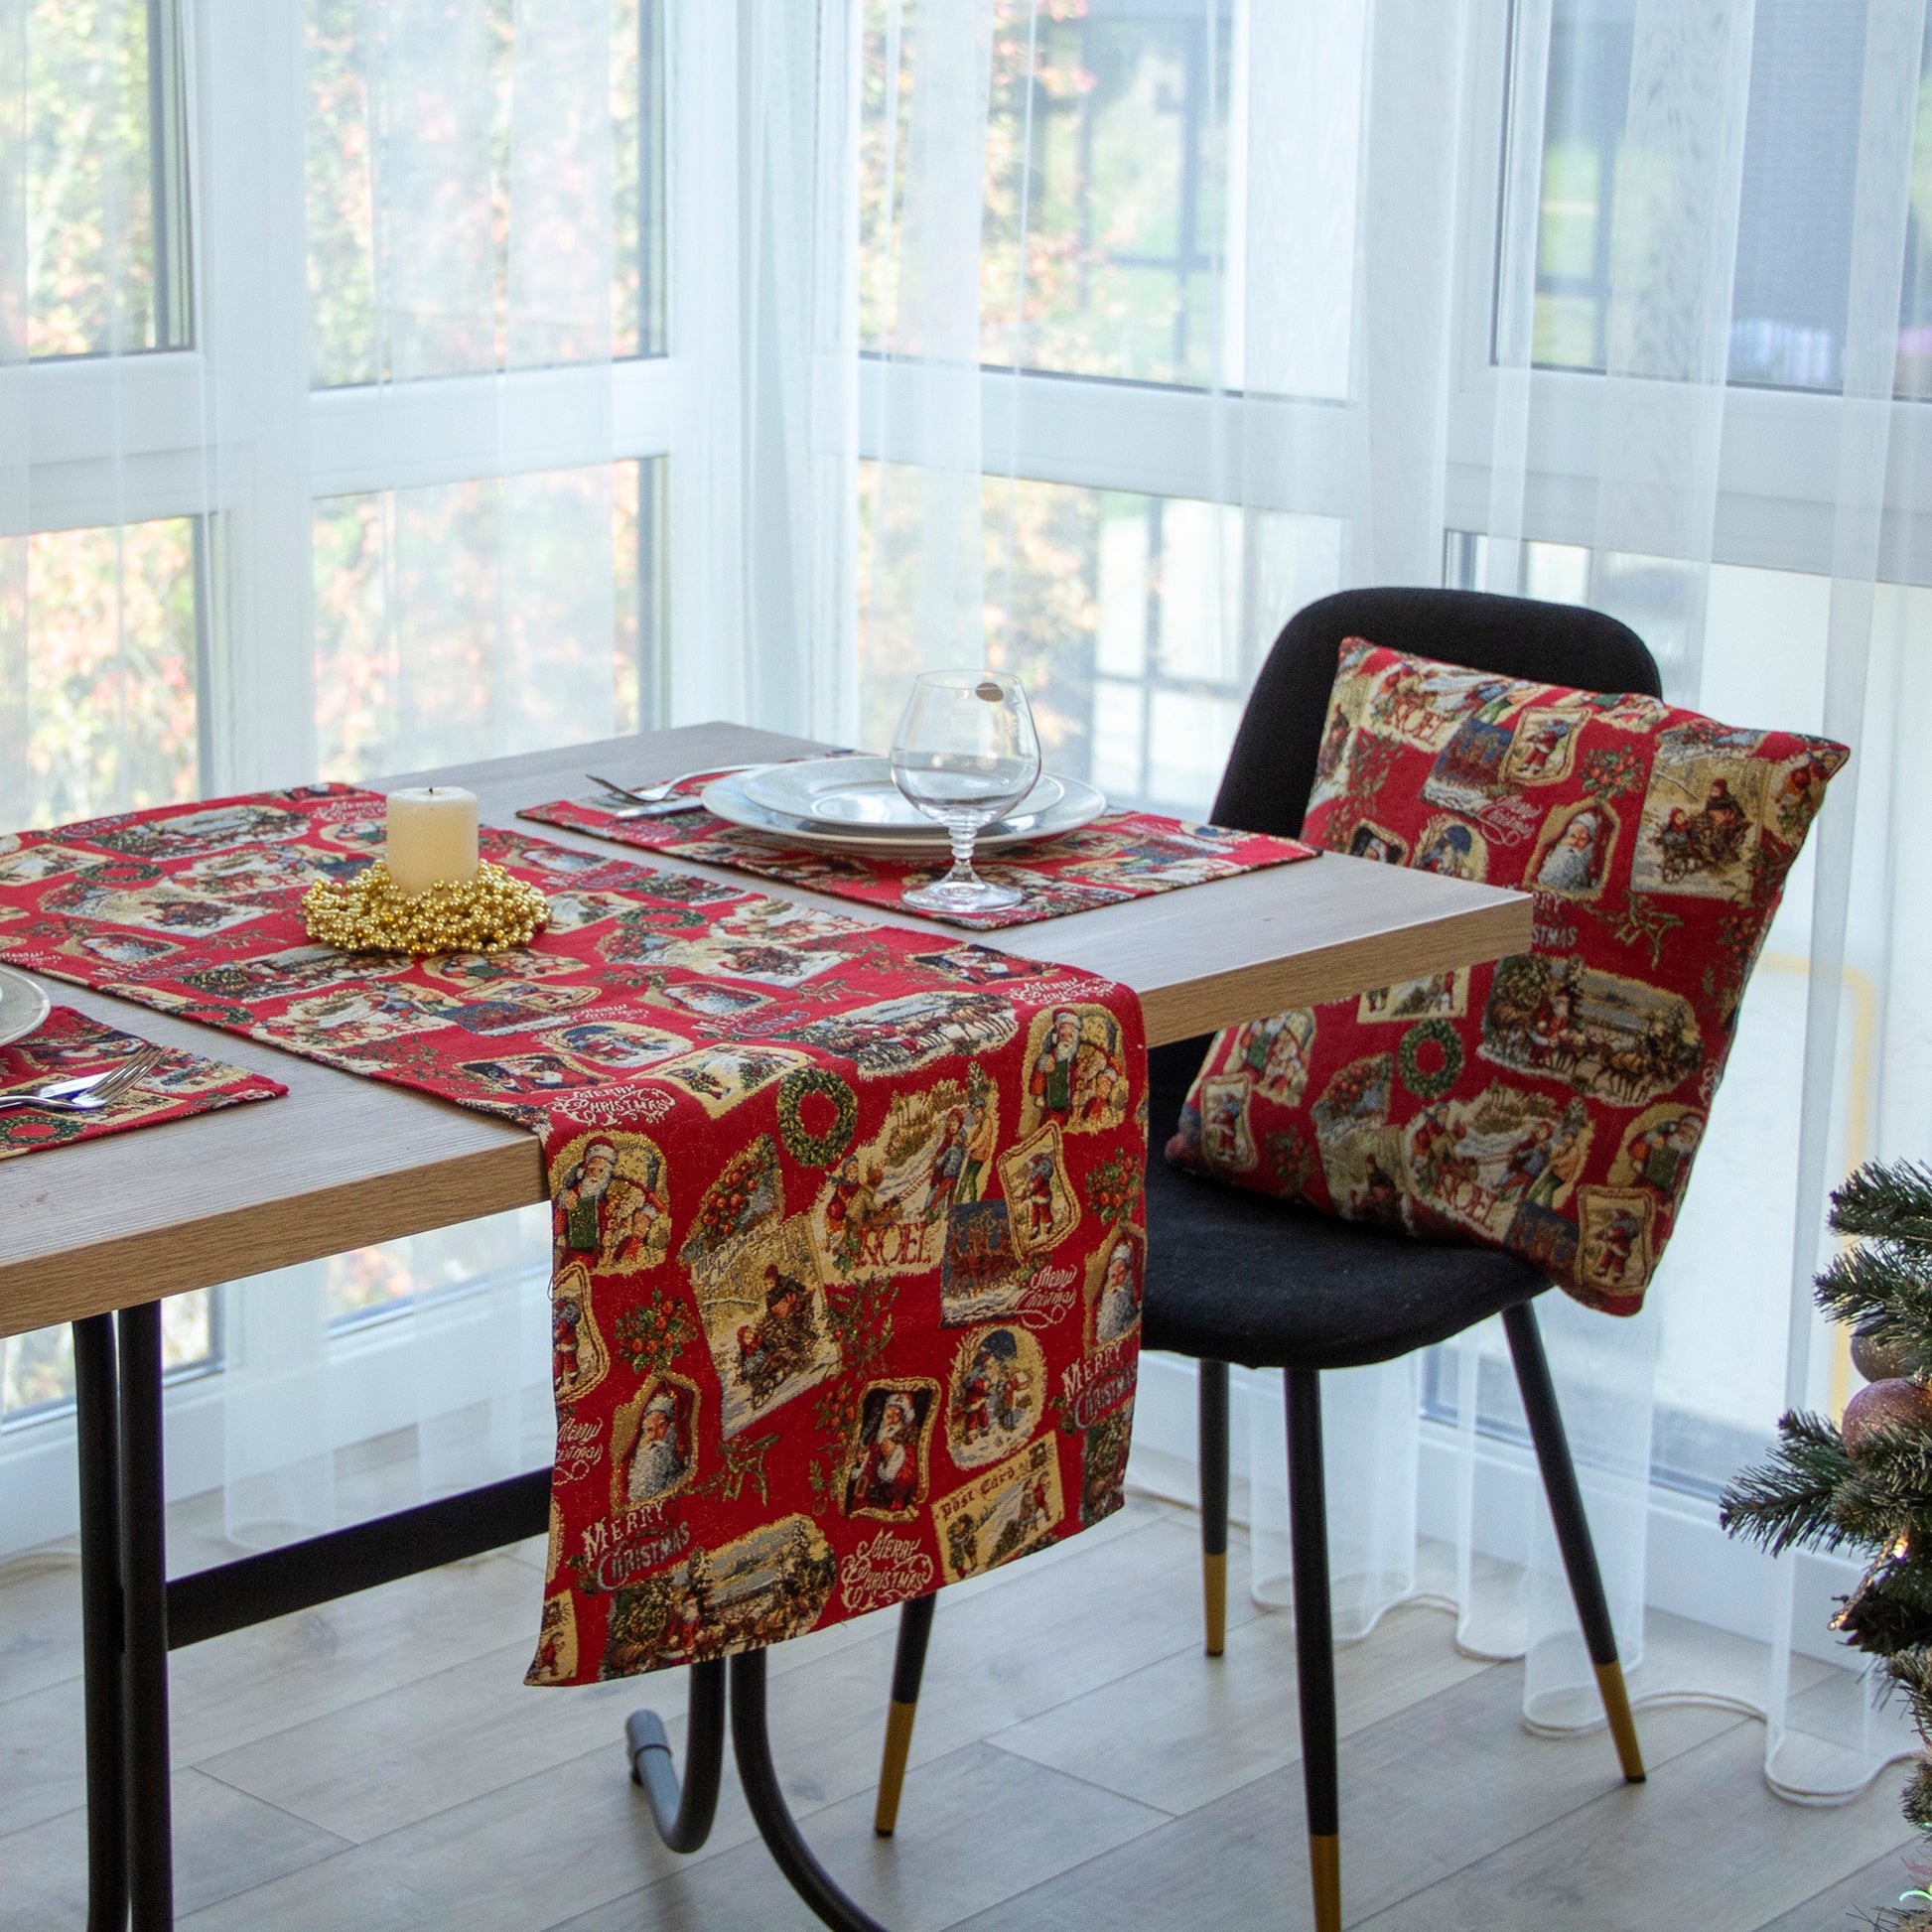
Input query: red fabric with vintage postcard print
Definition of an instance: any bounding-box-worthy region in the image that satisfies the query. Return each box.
[522,795,1317,931]
[1167,640,1847,1314]
[0,1006,284,1158]
[0,787,1146,1681]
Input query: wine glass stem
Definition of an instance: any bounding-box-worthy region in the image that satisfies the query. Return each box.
[943,817,982,887]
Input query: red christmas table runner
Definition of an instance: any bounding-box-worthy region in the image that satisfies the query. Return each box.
[0,785,1147,1684]
[521,793,1318,931]
[0,1006,285,1159]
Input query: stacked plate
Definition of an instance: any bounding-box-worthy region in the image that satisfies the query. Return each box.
[701,758,1106,857]
[0,965,50,1046]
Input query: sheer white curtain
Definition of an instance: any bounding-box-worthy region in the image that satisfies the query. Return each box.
[5,0,1929,1812]
[823,0,1932,1802]
[213,0,626,1551]
[0,0,643,1560]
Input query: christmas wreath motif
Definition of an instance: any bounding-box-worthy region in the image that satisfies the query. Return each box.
[776,1065,857,1169]
[1397,1018,1463,1101]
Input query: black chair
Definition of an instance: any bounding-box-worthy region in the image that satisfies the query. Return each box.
[871,589,1658,1932]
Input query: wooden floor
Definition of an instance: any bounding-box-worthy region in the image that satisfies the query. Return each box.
[0,1488,1915,1930]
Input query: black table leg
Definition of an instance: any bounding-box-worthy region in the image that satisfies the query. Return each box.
[117,1303,174,1930]
[73,1315,127,1932]
[624,1658,727,1853]
[730,1648,891,1932]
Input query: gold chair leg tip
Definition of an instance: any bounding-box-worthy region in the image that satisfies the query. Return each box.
[873,1698,918,1839]
[1202,1550,1227,1658]
[1308,1833,1341,1932]
[1591,1660,1646,1784]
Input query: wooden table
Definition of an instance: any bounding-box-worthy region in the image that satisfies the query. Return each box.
[0,724,1532,1931]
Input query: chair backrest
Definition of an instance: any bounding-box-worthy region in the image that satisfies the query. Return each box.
[1209,587,1663,840]
[1149,588,1663,1129]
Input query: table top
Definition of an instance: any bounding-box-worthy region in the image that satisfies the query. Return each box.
[0,722,1531,1337]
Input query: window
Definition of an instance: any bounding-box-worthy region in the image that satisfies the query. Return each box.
[305,0,664,387]
[978,0,1232,387]
[23,0,190,359]
[313,458,666,780]
[3,0,670,1434]
[2,1293,213,1429]
[1520,0,1932,395]
[19,515,203,823]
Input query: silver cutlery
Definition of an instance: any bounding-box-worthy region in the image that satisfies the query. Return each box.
[586,763,766,807]
[586,754,858,819]
[0,1043,168,1116]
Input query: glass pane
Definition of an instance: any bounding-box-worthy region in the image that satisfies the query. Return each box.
[862,0,1233,388]
[306,0,663,388]
[15,516,201,825]
[1,1323,75,1421]
[23,0,186,358]
[313,458,661,780]
[860,462,1338,813]
[323,1206,548,1328]
[1520,0,1932,395]
[3,1291,213,1427]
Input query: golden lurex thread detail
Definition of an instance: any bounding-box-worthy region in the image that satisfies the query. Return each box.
[302,861,549,956]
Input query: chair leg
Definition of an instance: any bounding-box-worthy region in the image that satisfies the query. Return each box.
[1285,1367,1341,1932]
[1501,1300,1646,1784]
[1199,1358,1230,1656]
[872,1590,936,1837]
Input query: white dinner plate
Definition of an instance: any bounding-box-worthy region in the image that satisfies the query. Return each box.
[743,757,1066,830]
[0,964,51,1048]
[702,760,1107,855]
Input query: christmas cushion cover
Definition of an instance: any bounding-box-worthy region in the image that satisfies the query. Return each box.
[1167,639,1849,1314]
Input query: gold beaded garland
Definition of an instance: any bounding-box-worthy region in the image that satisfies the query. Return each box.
[302,861,550,957]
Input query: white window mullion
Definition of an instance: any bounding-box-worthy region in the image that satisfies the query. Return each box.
[190,0,316,794]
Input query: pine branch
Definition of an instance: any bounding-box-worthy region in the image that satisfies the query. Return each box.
[1838,1425,1932,1549]
[1817,1239,1932,1334]
[1720,1411,1859,1556]
[1839,1568,1932,1658]
[1834,1162,1932,1247]
[1886,1645,1932,1733]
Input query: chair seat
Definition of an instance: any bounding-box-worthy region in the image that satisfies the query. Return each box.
[1141,1150,1549,1371]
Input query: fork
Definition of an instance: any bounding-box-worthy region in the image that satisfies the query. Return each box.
[587,754,855,819]
[587,763,768,809]
[0,1042,168,1116]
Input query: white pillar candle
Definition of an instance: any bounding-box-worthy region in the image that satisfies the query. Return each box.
[384,786,480,896]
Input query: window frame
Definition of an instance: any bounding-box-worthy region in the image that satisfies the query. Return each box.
[0,0,685,1494]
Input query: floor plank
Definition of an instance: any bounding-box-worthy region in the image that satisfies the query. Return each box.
[553,1742,1168,1932]
[2,1481,1918,1932]
[1751,1837,1926,1931]
[1,1767,347,1929]
[180,1720,766,1932]
[1355,1721,1915,1932]
[0,1556,82,1707]
[991,1595,1486,1814]
[958,1653,1744,1932]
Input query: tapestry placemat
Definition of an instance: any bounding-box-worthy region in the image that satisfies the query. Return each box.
[0,1006,286,1158]
[0,785,1147,1683]
[521,792,1318,931]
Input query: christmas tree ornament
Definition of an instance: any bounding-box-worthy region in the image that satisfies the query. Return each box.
[1854,1326,1926,1384]
[1842,1377,1932,1457]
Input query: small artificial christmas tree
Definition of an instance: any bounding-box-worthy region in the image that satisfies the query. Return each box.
[1723,1160,1932,1932]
